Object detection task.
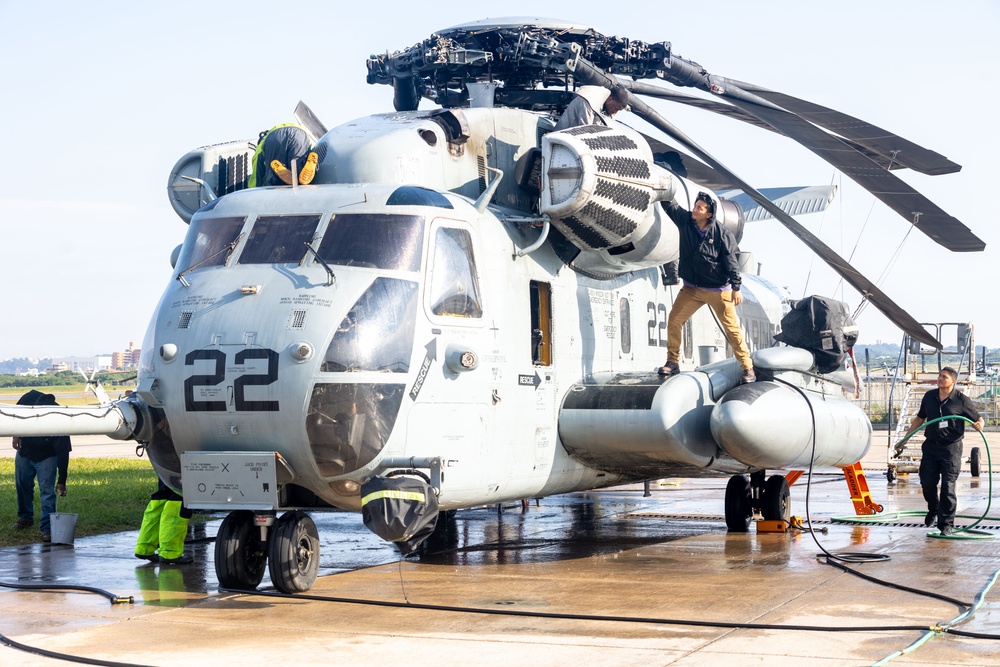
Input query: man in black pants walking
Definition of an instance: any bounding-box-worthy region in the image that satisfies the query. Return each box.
[902,367,984,535]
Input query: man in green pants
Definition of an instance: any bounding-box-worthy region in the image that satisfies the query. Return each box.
[135,478,193,565]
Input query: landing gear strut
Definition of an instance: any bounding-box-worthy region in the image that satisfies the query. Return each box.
[724,472,791,531]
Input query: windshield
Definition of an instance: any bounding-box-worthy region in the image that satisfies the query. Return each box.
[316,213,424,272]
[238,214,321,265]
[322,278,419,373]
[175,216,246,274]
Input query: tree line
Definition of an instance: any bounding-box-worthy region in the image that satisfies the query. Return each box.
[0,371,132,389]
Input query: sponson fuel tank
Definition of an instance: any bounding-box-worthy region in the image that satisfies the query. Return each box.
[559,345,871,476]
[558,358,743,477]
[709,347,871,469]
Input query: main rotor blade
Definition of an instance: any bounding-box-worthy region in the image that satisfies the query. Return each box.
[652,61,984,252]
[571,59,942,349]
[627,81,780,134]
[636,130,740,191]
[717,88,983,252]
[629,81,926,174]
[726,79,961,176]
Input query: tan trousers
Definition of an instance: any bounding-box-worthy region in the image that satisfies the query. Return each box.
[666,286,752,371]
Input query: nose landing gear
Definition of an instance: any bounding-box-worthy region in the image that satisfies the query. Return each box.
[214,510,320,593]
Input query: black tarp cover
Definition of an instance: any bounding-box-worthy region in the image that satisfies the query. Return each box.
[773,296,859,373]
[361,475,439,556]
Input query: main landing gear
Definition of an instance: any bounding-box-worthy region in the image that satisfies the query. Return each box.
[724,471,790,531]
[214,510,320,593]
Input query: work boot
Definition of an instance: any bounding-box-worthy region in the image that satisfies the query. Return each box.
[135,552,158,562]
[40,531,51,543]
[657,361,680,377]
[298,151,319,184]
[740,368,756,384]
[924,511,936,527]
[270,159,293,185]
[938,525,954,536]
[159,553,194,565]
[11,518,32,530]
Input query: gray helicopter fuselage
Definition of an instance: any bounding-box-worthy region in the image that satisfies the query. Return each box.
[134,106,794,512]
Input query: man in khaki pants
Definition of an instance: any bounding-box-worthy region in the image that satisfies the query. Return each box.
[657,191,754,384]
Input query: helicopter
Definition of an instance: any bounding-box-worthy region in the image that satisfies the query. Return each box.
[0,18,984,594]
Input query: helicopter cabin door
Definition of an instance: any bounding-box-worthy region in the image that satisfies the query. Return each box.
[405,218,496,500]
[529,280,557,474]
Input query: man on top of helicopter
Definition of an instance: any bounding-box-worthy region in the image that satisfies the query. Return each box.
[658,191,755,385]
[554,84,629,130]
[248,123,319,187]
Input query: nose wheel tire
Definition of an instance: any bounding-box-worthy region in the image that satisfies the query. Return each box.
[215,510,267,589]
[268,510,320,594]
[725,474,752,532]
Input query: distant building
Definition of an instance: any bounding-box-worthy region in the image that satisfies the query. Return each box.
[112,341,142,370]
[50,356,113,373]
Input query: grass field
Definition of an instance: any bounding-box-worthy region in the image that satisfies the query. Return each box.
[0,384,122,407]
[0,458,158,547]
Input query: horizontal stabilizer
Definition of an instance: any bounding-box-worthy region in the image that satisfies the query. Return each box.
[717,185,837,222]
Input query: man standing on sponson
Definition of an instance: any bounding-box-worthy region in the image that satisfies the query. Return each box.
[657,191,754,384]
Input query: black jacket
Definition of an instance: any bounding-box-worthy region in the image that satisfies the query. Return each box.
[917,388,981,446]
[662,200,741,291]
[15,390,72,484]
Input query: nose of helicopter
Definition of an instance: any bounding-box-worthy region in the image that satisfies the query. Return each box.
[305,382,408,477]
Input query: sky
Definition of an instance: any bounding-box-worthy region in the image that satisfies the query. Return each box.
[1,1,997,359]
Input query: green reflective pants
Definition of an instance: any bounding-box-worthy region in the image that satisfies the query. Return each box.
[135,499,189,560]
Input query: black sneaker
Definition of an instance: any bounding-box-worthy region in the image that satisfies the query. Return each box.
[939,525,954,536]
[657,362,680,377]
[924,511,936,527]
[740,368,756,384]
[135,553,158,562]
[159,554,194,565]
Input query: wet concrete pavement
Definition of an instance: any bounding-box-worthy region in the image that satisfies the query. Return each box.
[1,460,999,667]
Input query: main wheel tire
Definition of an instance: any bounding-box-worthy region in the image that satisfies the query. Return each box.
[970,447,981,477]
[268,511,320,594]
[725,475,752,532]
[215,510,267,589]
[761,475,791,523]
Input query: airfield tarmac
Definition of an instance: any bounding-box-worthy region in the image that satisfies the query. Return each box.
[1,436,998,666]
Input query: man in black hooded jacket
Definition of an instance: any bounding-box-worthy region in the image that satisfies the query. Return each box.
[658,191,754,383]
[11,390,72,541]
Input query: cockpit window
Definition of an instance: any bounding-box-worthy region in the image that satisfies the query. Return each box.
[316,214,424,272]
[175,216,246,274]
[428,226,483,318]
[238,215,321,265]
[322,278,419,373]
[306,383,406,477]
